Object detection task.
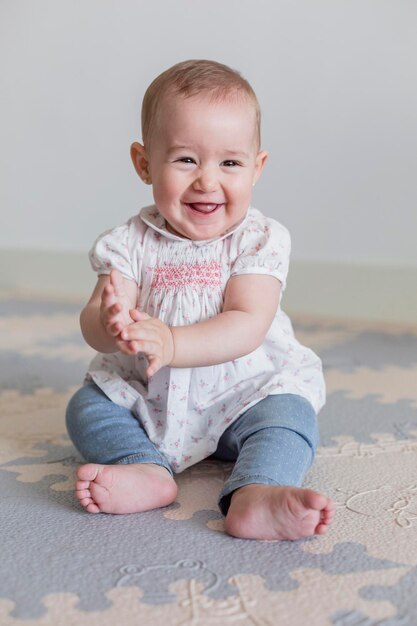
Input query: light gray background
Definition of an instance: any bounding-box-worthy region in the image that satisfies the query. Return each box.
[1,1,416,322]
[2,0,416,264]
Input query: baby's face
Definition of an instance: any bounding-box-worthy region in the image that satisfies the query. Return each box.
[135,94,267,241]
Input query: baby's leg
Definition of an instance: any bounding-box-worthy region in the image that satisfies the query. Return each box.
[66,384,177,514]
[215,394,335,540]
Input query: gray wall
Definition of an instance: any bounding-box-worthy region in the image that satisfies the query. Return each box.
[1,0,416,269]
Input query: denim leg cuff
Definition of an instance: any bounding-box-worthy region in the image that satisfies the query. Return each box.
[218,474,282,516]
[115,453,173,476]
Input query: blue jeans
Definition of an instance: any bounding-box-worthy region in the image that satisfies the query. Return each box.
[66,384,319,515]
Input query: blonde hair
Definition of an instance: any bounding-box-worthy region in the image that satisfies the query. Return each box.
[141,59,261,148]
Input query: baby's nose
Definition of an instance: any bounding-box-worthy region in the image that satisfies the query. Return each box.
[192,168,218,192]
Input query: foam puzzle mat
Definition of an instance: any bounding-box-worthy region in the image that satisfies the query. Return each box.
[1,295,417,625]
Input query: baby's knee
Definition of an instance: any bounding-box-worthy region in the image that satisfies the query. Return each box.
[65,384,101,436]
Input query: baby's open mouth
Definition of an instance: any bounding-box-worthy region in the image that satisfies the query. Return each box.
[186,203,223,214]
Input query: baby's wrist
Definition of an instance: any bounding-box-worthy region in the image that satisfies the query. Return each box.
[167,326,175,367]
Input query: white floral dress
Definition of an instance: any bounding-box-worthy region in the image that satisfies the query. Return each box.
[86,205,325,472]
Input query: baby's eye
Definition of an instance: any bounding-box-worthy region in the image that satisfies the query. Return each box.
[222,160,240,167]
[176,157,196,164]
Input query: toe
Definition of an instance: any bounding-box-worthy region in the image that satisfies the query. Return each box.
[322,501,336,523]
[301,489,329,512]
[79,496,94,506]
[322,511,335,525]
[85,502,100,514]
[315,522,330,535]
[76,488,91,500]
[77,463,101,482]
[75,480,90,491]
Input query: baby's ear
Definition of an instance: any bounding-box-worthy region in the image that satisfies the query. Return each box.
[253,150,268,184]
[130,142,152,184]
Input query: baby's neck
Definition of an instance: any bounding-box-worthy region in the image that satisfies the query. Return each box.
[165,220,191,240]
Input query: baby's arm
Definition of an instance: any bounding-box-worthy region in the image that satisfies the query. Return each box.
[80,270,138,353]
[171,274,281,367]
[121,274,280,372]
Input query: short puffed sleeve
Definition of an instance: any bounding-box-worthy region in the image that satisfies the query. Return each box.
[88,215,145,283]
[230,210,291,290]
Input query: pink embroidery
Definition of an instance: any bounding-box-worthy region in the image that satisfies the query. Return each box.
[250,243,262,255]
[150,260,222,292]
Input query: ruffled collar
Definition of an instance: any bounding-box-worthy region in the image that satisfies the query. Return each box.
[139,204,249,247]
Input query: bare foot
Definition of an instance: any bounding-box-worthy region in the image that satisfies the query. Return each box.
[75,463,177,514]
[224,484,335,540]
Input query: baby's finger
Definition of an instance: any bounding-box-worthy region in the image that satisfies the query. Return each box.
[108,320,125,336]
[128,340,142,354]
[130,309,152,322]
[119,330,160,358]
[146,356,161,378]
[101,283,115,305]
[116,339,139,354]
[120,325,158,343]
[109,302,122,316]
[127,336,162,358]
[116,323,161,356]
[102,308,122,328]
[101,308,122,332]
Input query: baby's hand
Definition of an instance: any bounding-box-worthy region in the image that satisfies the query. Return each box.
[100,269,135,339]
[119,309,175,378]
